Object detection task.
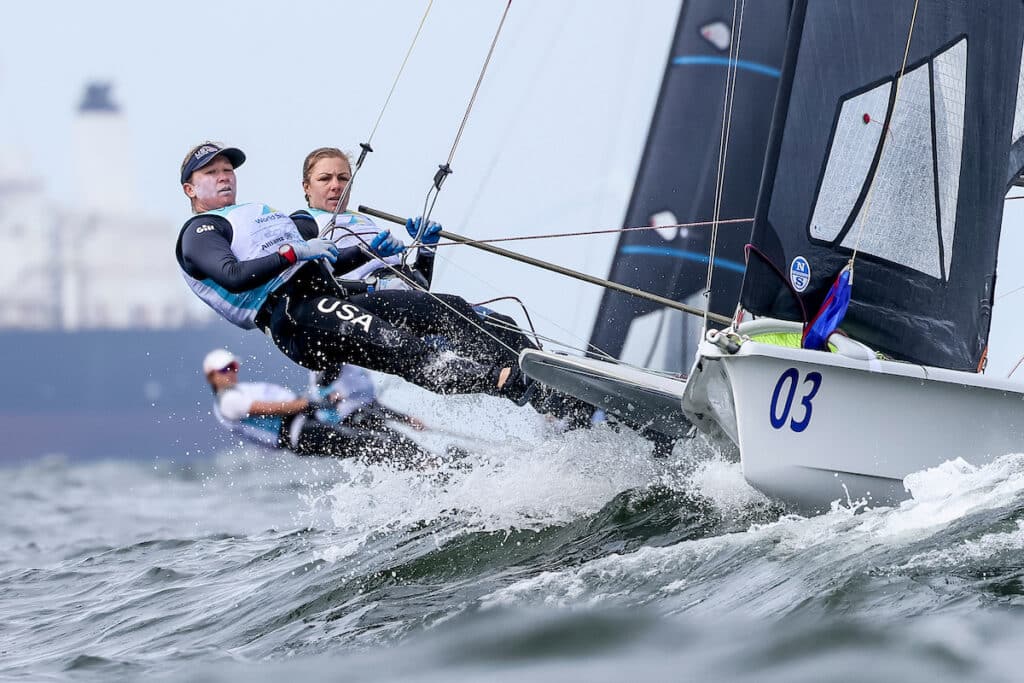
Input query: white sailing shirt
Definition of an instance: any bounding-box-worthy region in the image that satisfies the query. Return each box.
[181,203,305,329]
[213,381,298,448]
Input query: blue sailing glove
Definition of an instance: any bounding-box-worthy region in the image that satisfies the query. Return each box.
[289,238,339,263]
[405,216,442,245]
[370,230,406,257]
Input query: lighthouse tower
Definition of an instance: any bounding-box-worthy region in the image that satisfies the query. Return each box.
[72,83,138,212]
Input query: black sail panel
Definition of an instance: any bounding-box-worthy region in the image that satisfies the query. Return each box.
[588,0,790,371]
[741,0,1024,371]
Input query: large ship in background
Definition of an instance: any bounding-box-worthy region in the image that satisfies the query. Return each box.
[0,84,304,462]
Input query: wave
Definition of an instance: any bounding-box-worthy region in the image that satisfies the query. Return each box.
[3,398,1024,680]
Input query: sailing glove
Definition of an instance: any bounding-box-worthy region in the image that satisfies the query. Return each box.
[406,216,442,245]
[287,238,339,263]
[370,231,406,257]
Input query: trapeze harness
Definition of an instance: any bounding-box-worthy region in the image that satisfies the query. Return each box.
[178,203,306,329]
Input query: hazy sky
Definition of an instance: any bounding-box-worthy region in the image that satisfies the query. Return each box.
[5,0,1024,374]
[1,0,679,353]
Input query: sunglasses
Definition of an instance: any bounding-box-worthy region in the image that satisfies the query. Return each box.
[216,362,239,374]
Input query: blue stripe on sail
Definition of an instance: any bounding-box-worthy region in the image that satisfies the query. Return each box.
[671,55,781,78]
[620,245,746,274]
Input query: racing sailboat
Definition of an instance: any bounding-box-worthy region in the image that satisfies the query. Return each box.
[520,0,790,440]
[681,0,1024,512]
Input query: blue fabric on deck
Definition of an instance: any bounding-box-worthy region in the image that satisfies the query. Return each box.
[803,268,852,350]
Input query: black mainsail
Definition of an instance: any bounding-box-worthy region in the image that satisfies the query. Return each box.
[588,0,791,373]
[741,0,1024,371]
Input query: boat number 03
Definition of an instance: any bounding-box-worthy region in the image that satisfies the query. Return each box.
[769,368,822,432]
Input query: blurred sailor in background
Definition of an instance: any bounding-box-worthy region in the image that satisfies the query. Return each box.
[202,348,428,464]
[310,363,425,436]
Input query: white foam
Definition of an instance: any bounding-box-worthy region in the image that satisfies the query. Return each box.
[309,386,773,564]
[682,455,770,512]
[311,419,663,562]
[481,453,1024,613]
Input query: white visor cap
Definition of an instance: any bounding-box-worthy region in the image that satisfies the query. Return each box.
[202,348,238,375]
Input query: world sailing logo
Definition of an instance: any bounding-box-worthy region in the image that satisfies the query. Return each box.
[790,256,811,292]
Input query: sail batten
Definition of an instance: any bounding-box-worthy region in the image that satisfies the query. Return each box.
[932,38,967,279]
[1011,44,1024,182]
[1013,45,1024,143]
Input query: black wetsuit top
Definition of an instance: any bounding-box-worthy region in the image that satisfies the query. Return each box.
[175,212,373,295]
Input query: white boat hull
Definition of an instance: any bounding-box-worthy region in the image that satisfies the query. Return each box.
[682,325,1024,513]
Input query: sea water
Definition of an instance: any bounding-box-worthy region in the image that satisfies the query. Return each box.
[2,383,1023,681]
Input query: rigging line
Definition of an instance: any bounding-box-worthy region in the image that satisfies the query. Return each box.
[457,0,576,233]
[350,226,698,371]
[368,0,434,145]
[495,323,627,364]
[471,295,544,350]
[996,284,1024,301]
[472,305,616,362]
[468,298,619,362]
[363,203,734,325]
[443,0,512,171]
[482,312,545,352]
[641,308,670,369]
[426,244,621,361]
[321,0,435,237]
[432,248,617,359]
[320,224,525,360]
[704,0,746,334]
[480,318,609,361]
[401,217,754,248]
[849,0,921,263]
[409,0,514,260]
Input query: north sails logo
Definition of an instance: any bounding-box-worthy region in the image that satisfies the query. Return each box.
[790,256,811,292]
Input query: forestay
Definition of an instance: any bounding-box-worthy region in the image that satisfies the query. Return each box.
[741,0,1024,371]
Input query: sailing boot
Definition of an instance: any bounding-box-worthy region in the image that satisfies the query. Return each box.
[493,364,537,406]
